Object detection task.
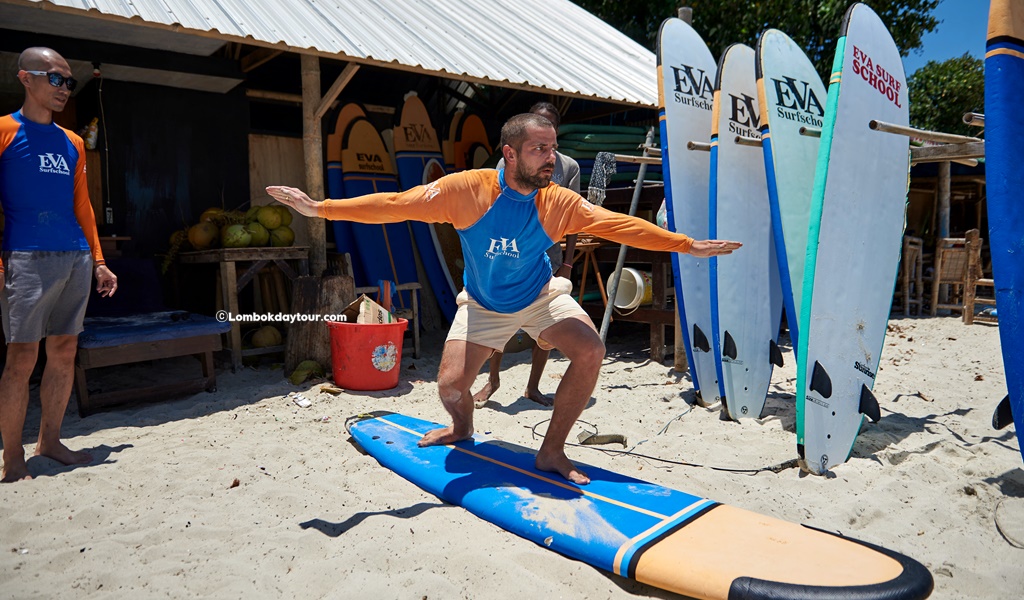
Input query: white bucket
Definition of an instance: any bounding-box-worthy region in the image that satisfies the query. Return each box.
[607,268,653,310]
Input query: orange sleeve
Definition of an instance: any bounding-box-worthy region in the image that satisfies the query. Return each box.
[68,131,105,266]
[537,186,694,253]
[0,115,19,272]
[316,170,498,230]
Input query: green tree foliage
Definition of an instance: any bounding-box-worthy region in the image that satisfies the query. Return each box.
[907,54,985,137]
[573,1,939,82]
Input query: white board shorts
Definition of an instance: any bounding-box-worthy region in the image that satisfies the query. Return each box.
[1,250,93,343]
[446,277,591,351]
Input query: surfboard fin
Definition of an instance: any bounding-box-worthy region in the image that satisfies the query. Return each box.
[859,384,881,423]
[769,340,784,367]
[993,394,1013,430]
[692,324,711,353]
[810,361,832,398]
[723,331,738,360]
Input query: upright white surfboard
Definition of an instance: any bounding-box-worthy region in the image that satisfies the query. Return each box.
[710,44,784,421]
[657,18,720,405]
[756,29,828,355]
[797,3,909,474]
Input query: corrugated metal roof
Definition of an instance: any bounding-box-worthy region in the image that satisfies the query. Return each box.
[11,0,657,107]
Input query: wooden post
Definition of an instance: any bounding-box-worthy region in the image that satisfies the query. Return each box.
[301,54,327,278]
[938,161,951,238]
[678,6,693,23]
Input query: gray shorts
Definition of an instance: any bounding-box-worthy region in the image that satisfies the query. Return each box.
[1,251,93,343]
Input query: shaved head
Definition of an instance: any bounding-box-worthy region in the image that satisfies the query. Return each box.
[18,47,67,72]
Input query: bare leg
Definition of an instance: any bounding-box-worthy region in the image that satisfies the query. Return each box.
[0,342,39,482]
[419,340,495,447]
[472,351,503,408]
[533,317,605,485]
[34,335,91,466]
[524,345,554,406]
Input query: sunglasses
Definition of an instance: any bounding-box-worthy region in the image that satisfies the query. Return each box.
[24,70,78,92]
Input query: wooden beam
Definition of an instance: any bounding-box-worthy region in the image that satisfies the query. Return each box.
[938,161,951,239]
[910,142,985,163]
[241,48,283,72]
[301,54,327,278]
[315,63,360,121]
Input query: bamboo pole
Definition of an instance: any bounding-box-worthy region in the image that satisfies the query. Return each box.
[869,120,982,145]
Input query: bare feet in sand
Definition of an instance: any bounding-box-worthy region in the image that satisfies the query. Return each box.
[1,456,31,483]
[524,388,554,407]
[472,379,499,409]
[418,426,473,447]
[36,442,93,466]
[536,451,589,485]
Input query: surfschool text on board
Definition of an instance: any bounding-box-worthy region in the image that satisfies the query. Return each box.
[668,64,714,110]
[851,45,902,107]
[770,76,825,127]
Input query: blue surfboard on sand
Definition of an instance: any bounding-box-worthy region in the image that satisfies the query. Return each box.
[340,117,420,310]
[709,43,784,421]
[348,411,932,600]
[986,0,1024,462]
[796,3,909,475]
[657,17,720,407]
[394,92,457,322]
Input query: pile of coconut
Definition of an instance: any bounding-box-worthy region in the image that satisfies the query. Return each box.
[164,205,296,271]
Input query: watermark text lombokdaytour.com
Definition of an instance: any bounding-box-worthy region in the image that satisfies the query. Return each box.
[215,311,349,324]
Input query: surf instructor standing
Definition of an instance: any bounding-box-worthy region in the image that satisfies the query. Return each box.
[0,47,117,482]
[268,113,740,485]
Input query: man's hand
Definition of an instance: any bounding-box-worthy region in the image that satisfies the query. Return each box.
[95,265,117,297]
[266,186,321,217]
[689,239,742,258]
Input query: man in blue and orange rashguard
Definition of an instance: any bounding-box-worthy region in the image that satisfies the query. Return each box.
[268,113,740,485]
[0,47,118,482]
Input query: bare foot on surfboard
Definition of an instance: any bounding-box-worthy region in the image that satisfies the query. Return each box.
[418,426,473,447]
[536,451,589,485]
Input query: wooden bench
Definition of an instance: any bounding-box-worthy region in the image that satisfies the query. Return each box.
[75,312,229,416]
[74,259,231,416]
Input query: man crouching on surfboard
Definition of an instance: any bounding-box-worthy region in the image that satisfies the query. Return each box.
[268,113,740,485]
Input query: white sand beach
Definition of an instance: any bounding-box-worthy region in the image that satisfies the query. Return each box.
[0,315,1018,599]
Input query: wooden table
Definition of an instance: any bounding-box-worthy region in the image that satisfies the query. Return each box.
[179,247,310,370]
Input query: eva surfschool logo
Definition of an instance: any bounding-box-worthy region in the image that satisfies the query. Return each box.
[728,93,761,138]
[484,237,519,259]
[38,153,70,176]
[851,45,903,107]
[769,76,825,127]
[668,64,714,110]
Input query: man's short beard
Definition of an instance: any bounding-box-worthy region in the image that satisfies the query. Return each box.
[514,163,553,190]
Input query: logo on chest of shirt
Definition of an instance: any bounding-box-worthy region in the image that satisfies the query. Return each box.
[485,237,520,259]
[38,153,71,176]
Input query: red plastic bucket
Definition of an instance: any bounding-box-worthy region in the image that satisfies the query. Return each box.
[327,318,408,390]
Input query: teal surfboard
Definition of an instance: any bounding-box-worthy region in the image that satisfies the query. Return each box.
[709,43,783,421]
[394,92,456,322]
[797,3,909,474]
[657,17,720,406]
[985,0,1024,461]
[756,29,828,355]
[348,411,932,599]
